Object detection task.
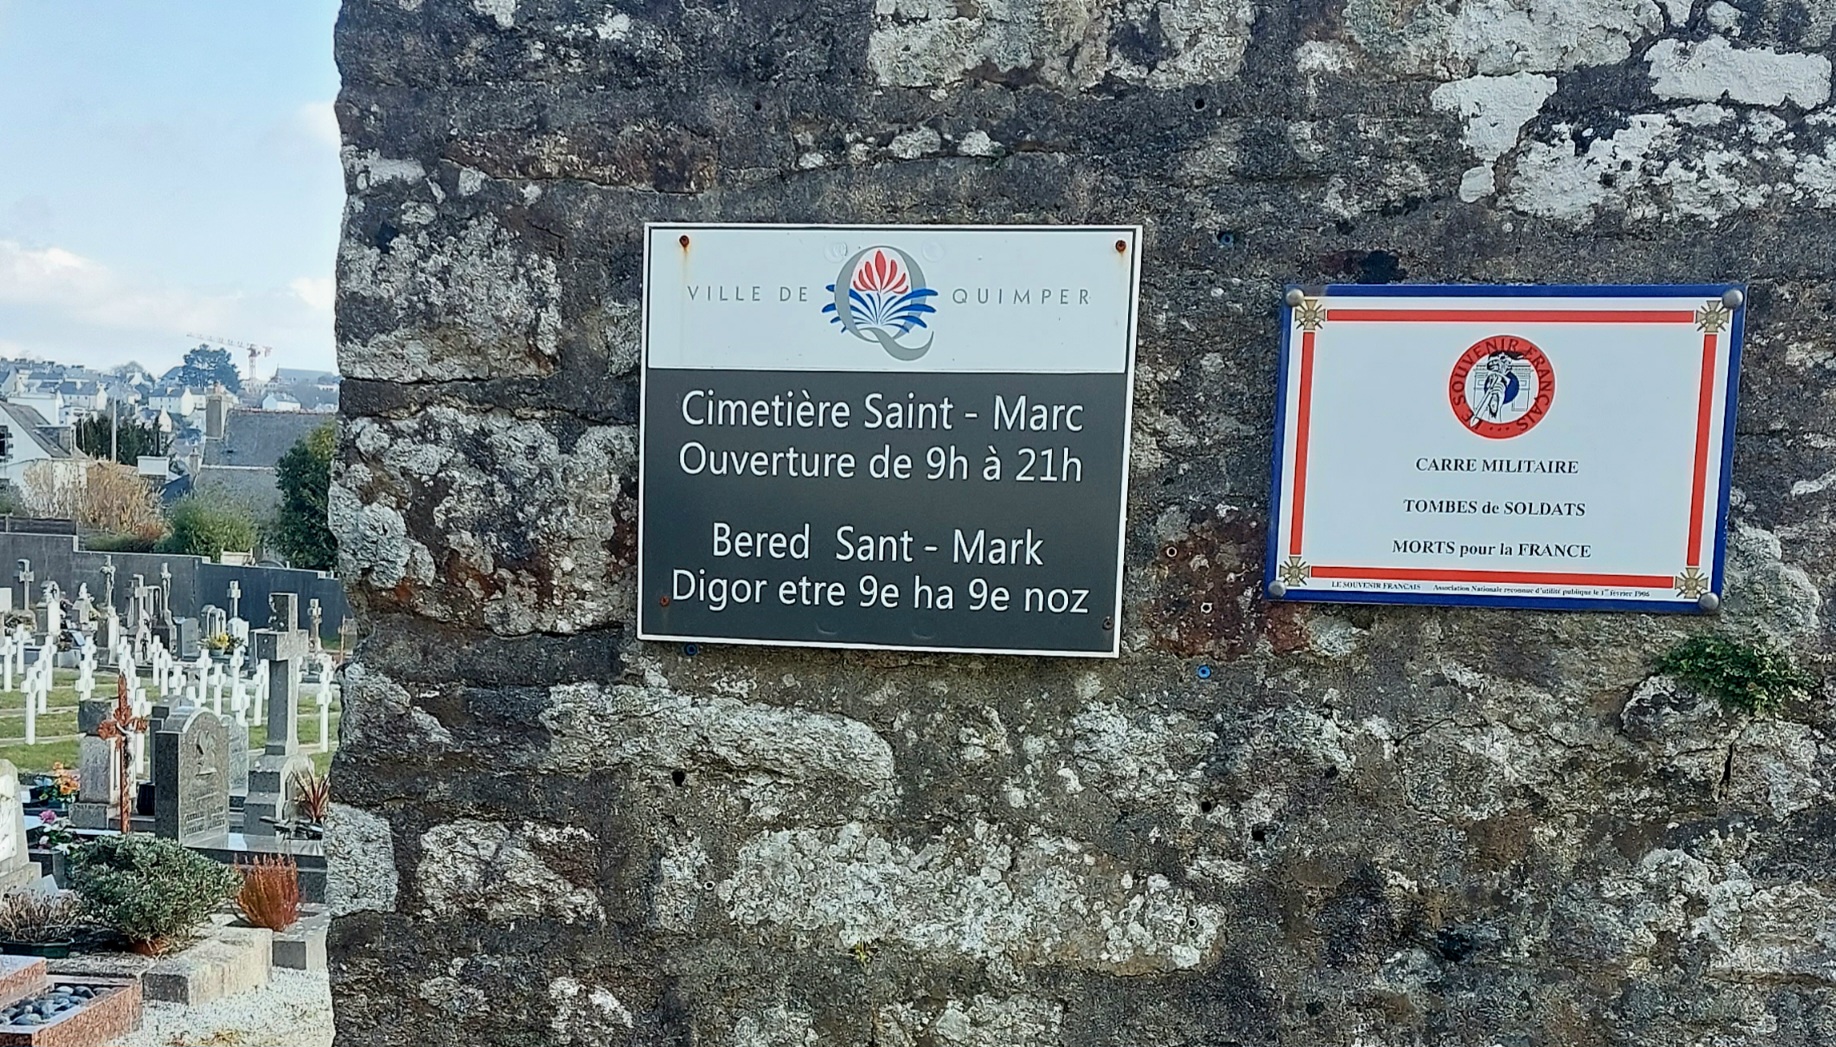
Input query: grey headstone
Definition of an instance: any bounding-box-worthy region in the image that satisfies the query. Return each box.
[221,714,250,796]
[242,753,314,838]
[153,709,231,845]
[76,699,112,735]
[172,617,200,659]
[77,735,119,805]
[261,657,301,758]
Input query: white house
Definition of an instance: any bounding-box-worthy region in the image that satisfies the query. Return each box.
[0,402,82,509]
[9,388,66,426]
[55,380,107,415]
[147,384,199,419]
[260,392,302,413]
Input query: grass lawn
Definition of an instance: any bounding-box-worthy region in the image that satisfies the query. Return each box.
[0,669,339,778]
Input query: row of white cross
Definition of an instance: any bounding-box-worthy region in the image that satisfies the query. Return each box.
[5,628,337,759]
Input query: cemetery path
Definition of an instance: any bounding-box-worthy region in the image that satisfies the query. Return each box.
[119,969,332,1047]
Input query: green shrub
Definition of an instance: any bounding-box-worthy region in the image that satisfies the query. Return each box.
[157,494,257,561]
[1657,634,1818,715]
[84,533,159,554]
[68,835,240,954]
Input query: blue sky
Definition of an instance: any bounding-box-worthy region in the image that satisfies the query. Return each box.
[0,1,342,376]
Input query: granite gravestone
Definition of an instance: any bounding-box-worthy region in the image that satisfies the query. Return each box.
[153,709,230,845]
[70,720,120,832]
[221,712,250,803]
[244,594,314,837]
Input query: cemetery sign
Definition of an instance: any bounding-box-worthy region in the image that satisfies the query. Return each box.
[1267,284,1746,612]
[639,224,1141,656]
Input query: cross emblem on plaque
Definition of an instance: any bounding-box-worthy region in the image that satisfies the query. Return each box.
[1695,302,1731,333]
[1294,298,1327,332]
[94,674,148,835]
[1278,556,1312,587]
[1675,566,1710,599]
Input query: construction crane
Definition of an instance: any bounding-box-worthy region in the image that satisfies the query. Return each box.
[184,334,274,384]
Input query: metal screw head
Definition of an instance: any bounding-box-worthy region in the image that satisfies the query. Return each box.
[1697,591,1722,612]
[1284,288,1306,308]
[1267,580,1288,598]
[1721,288,1744,310]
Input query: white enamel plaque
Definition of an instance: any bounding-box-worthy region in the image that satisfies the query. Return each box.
[1268,284,1745,612]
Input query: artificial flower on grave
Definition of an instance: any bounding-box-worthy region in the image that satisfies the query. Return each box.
[48,764,79,803]
[35,810,74,852]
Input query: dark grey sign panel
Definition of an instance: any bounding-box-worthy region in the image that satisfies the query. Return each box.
[638,224,1140,656]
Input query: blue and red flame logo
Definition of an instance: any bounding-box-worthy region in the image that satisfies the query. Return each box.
[823,246,938,360]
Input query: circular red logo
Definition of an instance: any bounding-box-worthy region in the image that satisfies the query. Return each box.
[1448,335,1555,439]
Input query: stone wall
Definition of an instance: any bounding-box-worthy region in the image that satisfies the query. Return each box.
[0,529,350,635]
[328,2,1836,1044]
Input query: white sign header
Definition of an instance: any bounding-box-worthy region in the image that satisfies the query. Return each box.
[644,225,1139,374]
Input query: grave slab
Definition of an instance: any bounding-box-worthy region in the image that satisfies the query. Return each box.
[0,978,139,1047]
[49,920,272,1007]
[269,910,328,972]
[0,958,44,1009]
[141,924,271,1006]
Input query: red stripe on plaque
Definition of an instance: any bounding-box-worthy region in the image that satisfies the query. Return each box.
[1326,309,1696,325]
[1288,330,1316,556]
[1687,331,1718,567]
[1310,566,1674,588]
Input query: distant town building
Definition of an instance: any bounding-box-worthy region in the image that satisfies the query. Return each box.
[9,387,66,426]
[147,384,201,419]
[171,405,327,513]
[0,401,81,500]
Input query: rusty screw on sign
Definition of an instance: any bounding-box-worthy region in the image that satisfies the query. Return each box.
[680,235,690,248]
[659,596,671,607]
[1115,239,1127,253]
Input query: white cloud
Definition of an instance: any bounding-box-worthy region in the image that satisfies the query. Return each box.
[291,275,335,312]
[0,239,334,372]
[297,100,340,150]
[0,239,235,334]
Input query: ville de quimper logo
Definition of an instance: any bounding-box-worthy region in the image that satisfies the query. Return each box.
[822,246,938,360]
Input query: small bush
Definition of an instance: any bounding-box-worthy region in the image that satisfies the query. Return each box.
[68,835,239,955]
[235,856,300,932]
[292,770,331,825]
[0,891,83,944]
[157,494,257,561]
[1657,634,1818,715]
[83,533,159,554]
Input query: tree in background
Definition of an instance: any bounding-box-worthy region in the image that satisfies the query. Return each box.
[272,422,336,570]
[170,345,241,393]
[158,494,256,561]
[18,462,169,544]
[75,414,168,464]
[19,461,83,519]
[76,463,167,541]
